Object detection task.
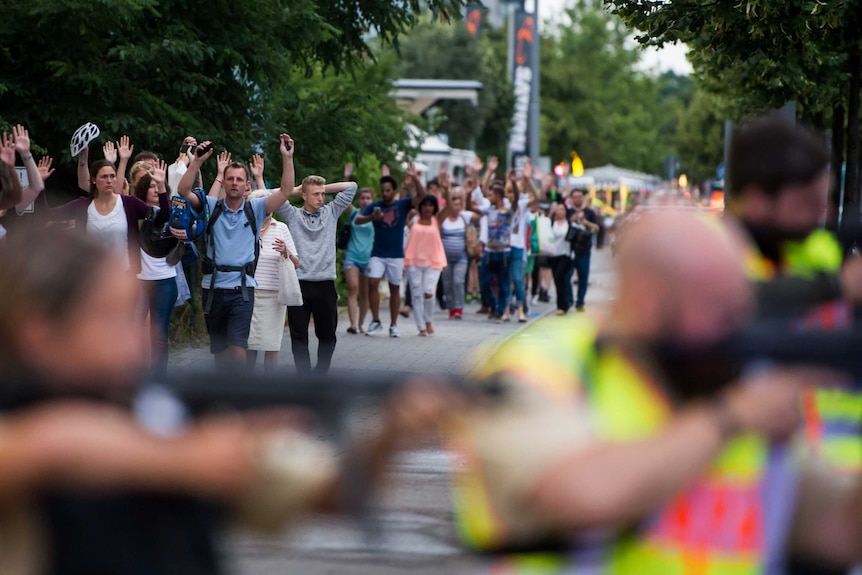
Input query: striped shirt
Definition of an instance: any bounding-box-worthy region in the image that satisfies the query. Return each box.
[254,220,297,291]
[441,211,474,262]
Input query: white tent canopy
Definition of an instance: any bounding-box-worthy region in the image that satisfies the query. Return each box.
[567,164,662,191]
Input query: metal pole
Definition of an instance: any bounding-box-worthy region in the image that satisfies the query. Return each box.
[529,0,540,167]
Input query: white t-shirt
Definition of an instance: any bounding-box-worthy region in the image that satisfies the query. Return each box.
[138,250,178,281]
[87,197,130,270]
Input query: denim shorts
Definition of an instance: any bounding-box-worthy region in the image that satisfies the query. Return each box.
[343,258,369,276]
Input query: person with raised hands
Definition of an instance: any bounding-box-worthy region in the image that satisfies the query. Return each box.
[0,125,44,216]
[175,134,297,366]
[276,158,357,373]
[43,149,171,274]
[437,179,481,320]
[132,160,180,380]
[249,153,267,192]
[208,150,233,198]
[77,134,135,195]
[356,162,427,338]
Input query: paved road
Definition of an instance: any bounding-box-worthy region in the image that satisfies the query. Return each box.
[170,249,617,574]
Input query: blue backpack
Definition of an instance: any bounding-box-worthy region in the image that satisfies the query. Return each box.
[168,188,208,243]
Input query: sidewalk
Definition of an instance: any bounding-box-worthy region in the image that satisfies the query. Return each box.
[169,248,617,375]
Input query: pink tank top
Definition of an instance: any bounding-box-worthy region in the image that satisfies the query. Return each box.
[404,220,448,270]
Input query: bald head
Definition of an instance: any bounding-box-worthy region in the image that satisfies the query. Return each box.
[614,209,752,345]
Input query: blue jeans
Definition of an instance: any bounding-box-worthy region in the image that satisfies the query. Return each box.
[508,247,526,309]
[486,251,511,317]
[573,251,591,308]
[142,278,178,381]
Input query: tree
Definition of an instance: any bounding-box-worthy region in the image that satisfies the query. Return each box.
[0,0,465,193]
[675,88,726,183]
[540,0,682,175]
[606,0,862,211]
[392,20,514,162]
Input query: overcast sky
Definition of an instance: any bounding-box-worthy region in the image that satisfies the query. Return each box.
[535,0,694,76]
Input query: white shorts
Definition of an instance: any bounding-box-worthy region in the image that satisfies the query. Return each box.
[368,257,404,285]
[247,289,287,351]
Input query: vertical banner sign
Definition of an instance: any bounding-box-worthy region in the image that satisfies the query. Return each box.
[466,5,483,37]
[508,8,535,173]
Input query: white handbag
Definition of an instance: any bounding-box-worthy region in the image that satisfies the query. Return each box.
[278,254,303,306]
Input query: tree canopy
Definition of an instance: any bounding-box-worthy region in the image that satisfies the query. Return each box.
[391,20,515,162]
[540,0,693,177]
[0,0,466,191]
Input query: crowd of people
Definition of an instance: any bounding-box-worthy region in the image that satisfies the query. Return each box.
[0,125,605,378]
[7,116,862,575]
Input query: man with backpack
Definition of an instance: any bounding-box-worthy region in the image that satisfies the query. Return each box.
[175,134,296,366]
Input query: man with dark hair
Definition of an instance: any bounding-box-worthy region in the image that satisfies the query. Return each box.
[565,189,599,312]
[726,119,862,317]
[176,135,297,366]
[728,119,862,575]
[356,165,426,338]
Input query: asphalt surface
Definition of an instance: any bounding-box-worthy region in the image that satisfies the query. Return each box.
[169,248,617,574]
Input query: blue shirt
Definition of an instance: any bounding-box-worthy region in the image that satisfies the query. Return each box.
[201,196,268,289]
[362,197,413,258]
[344,209,375,266]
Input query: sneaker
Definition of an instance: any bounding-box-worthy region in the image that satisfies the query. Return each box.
[454,308,463,319]
[449,309,457,320]
[465,292,474,304]
[530,295,539,305]
[366,320,382,336]
[576,305,585,313]
[389,325,400,338]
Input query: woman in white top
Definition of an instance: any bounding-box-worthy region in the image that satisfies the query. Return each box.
[132,161,177,380]
[246,190,299,371]
[549,203,574,315]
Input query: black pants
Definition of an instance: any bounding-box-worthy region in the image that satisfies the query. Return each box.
[550,255,573,312]
[287,280,338,374]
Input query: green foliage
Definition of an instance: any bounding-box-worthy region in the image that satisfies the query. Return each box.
[390,20,515,161]
[606,0,860,122]
[675,89,726,183]
[0,0,465,193]
[540,0,687,176]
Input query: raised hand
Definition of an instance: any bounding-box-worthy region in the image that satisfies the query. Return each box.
[522,158,533,180]
[38,156,55,181]
[406,162,417,179]
[194,141,215,162]
[381,164,390,177]
[473,155,484,174]
[487,156,499,173]
[279,133,294,158]
[117,135,134,161]
[151,159,167,185]
[344,162,354,180]
[0,133,15,166]
[216,151,232,176]
[507,167,517,182]
[103,141,117,164]
[250,154,264,179]
[12,125,31,156]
